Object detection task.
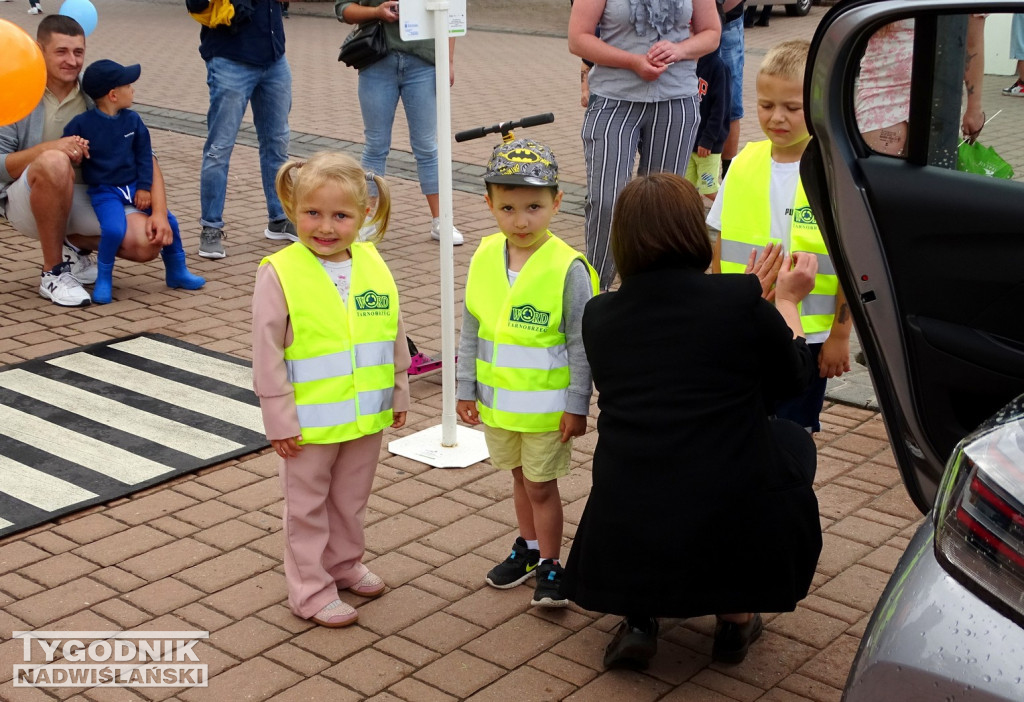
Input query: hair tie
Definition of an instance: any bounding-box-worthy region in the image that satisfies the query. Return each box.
[365,171,376,182]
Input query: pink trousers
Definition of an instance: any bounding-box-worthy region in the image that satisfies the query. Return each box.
[278,432,382,618]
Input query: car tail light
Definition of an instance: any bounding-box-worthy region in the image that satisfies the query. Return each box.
[934,411,1024,625]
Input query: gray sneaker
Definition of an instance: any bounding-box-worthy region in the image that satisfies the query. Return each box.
[265,218,298,242]
[198,226,226,259]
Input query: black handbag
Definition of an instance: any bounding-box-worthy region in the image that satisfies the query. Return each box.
[338,21,388,70]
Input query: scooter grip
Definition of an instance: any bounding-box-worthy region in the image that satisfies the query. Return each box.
[455,126,489,142]
[518,113,555,128]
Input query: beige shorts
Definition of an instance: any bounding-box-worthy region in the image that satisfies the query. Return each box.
[4,166,107,239]
[685,152,723,196]
[483,425,572,483]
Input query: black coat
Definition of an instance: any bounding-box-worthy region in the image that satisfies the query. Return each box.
[561,267,822,618]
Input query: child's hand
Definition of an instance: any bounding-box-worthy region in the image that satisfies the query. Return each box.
[271,436,303,458]
[559,413,587,443]
[697,145,711,158]
[391,411,406,429]
[134,189,151,211]
[818,335,851,378]
[456,400,480,425]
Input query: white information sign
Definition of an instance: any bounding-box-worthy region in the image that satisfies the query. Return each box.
[398,0,467,40]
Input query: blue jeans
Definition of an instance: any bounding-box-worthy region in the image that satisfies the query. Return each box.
[357,51,438,197]
[201,55,292,229]
[720,16,745,122]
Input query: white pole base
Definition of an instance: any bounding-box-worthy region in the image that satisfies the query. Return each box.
[388,424,490,469]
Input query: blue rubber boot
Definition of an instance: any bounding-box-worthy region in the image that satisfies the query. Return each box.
[162,249,206,290]
[161,212,206,290]
[92,262,115,304]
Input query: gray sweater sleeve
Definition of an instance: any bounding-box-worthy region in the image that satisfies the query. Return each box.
[456,259,595,414]
[562,259,595,416]
[456,298,480,402]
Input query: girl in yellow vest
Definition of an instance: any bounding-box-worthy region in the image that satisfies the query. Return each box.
[252,152,411,628]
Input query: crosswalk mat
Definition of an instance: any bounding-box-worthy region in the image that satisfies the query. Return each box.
[0,333,267,538]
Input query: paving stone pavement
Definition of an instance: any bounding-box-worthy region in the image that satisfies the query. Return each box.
[0,1,944,700]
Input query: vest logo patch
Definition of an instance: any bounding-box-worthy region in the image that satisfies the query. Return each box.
[508,304,550,330]
[793,206,817,225]
[354,290,390,315]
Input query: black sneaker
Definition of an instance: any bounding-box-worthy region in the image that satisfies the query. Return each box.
[530,560,568,607]
[603,617,658,670]
[485,537,539,589]
[712,613,763,664]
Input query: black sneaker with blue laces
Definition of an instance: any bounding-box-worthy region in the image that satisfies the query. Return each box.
[530,560,568,607]
[485,537,540,589]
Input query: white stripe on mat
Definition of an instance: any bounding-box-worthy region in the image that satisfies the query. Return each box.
[111,337,253,390]
[0,455,98,512]
[0,405,173,485]
[47,354,264,434]
[0,369,243,460]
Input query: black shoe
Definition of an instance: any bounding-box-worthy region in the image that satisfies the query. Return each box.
[603,617,658,670]
[530,561,568,607]
[486,537,540,589]
[712,613,763,664]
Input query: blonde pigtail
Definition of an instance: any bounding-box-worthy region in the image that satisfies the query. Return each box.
[274,160,305,224]
[365,173,392,243]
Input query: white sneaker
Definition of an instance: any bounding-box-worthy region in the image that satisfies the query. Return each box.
[63,243,97,284]
[430,217,464,246]
[40,263,91,307]
[358,223,377,242]
[28,5,42,13]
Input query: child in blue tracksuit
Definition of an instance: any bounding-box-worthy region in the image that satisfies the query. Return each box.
[63,59,204,303]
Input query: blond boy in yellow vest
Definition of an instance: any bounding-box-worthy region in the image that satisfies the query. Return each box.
[708,39,851,432]
[456,139,598,607]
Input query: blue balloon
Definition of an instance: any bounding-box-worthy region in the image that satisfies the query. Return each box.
[58,0,98,37]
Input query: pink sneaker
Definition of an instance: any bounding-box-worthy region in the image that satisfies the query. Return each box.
[311,599,358,628]
[347,571,386,598]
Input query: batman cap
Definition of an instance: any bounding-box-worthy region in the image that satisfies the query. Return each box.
[484,139,559,188]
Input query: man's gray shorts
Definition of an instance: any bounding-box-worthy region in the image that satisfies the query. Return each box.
[3,167,102,239]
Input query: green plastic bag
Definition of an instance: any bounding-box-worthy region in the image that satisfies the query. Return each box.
[957,141,1015,179]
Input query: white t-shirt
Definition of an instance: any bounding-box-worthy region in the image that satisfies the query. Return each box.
[707,158,829,344]
[319,257,353,305]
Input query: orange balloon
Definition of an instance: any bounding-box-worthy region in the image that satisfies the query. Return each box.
[0,19,47,127]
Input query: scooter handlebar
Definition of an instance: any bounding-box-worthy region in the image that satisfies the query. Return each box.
[454,113,555,142]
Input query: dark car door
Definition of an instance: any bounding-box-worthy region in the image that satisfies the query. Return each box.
[802,1,1024,512]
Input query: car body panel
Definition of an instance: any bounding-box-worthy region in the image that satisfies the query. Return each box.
[842,520,1024,702]
[803,0,1024,513]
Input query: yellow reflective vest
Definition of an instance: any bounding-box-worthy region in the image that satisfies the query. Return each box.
[719,140,838,335]
[466,232,599,432]
[262,242,399,444]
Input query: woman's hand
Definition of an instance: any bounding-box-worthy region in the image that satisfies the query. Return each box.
[647,39,683,67]
[271,436,303,458]
[631,54,668,81]
[377,0,399,23]
[745,241,784,300]
[775,252,818,304]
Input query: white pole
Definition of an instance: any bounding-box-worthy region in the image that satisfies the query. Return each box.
[426,0,458,447]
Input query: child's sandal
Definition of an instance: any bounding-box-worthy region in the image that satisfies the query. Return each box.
[311,599,358,628]
[347,571,386,598]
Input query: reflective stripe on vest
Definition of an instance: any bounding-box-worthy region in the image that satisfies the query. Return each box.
[262,241,399,443]
[466,232,598,432]
[719,139,838,335]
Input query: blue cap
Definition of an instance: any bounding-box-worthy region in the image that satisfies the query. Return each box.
[82,60,141,100]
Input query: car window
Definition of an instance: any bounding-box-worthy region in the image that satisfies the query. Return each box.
[854,12,1021,183]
